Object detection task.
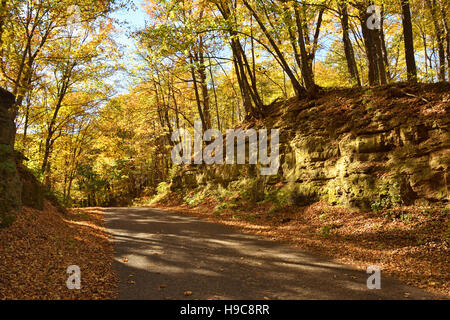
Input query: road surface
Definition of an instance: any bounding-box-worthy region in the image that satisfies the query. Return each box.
[104,207,440,300]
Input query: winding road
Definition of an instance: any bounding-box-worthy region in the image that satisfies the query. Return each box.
[104,207,440,300]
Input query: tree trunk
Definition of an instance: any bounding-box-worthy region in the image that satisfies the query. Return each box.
[22,94,30,150]
[439,0,450,79]
[243,0,305,96]
[401,0,418,82]
[189,54,207,130]
[230,40,253,115]
[359,7,379,85]
[374,29,388,85]
[338,2,361,86]
[208,55,221,131]
[426,0,446,81]
[197,36,212,129]
[380,7,391,80]
[293,2,316,92]
[214,1,263,117]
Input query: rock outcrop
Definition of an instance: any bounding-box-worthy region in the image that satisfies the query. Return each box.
[0,87,21,226]
[171,83,449,211]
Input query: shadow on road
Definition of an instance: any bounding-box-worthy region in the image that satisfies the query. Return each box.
[104,207,439,300]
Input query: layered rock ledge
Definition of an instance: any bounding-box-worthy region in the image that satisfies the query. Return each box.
[171,83,449,211]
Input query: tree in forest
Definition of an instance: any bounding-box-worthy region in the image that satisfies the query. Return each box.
[337,0,361,86]
[400,0,417,82]
[4,0,450,204]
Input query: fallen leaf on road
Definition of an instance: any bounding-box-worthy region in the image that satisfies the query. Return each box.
[264,297,270,300]
[158,284,167,290]
[184,291,192,296]
[122,257,128,262]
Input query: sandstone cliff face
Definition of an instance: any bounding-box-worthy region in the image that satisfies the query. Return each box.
[0,88,45,226]
[0,87,21,226]
[171,83,449,211]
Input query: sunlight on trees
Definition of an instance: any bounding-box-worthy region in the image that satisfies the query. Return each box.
[1,0,448,206]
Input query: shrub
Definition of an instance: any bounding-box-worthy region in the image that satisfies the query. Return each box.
[149,182,171,204]
[319,225,331,237]
[371,181,402,212]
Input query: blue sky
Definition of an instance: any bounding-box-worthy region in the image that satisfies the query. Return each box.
[109,0,149,95]
[112,0,148,48]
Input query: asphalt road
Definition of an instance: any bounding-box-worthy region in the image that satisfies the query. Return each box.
[104,207,440,300]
